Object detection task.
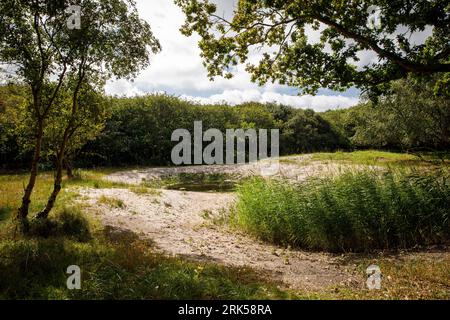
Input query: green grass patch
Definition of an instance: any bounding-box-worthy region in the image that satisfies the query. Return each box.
[129,186,161,196]
[0,169,127,220]
[0,171,293,300]
[27,206,92,242]
[311,150,448,167]
[66,169,131,189]
[0,234,294,300]
[235,170,450,252]
[0,206,12,225]
[97,196,125,209]
[0,217,292,299]
[0,173,79,222]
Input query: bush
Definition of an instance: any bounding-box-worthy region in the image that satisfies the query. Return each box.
[71,95,347,167]
[235,170,450,252]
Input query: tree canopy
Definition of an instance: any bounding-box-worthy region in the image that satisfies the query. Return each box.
[0,0,161,224]
[176,0,450,96]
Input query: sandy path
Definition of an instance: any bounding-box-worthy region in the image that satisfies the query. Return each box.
[79,178,359,290]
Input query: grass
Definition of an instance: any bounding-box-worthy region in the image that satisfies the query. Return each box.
[1,156,449,300]
[348,254,449,299]
[235,169,450,252]
[66,169,131,189]
[26,206,93,242]
[130,186,161,196]
[0,206,11,226]
[97,196,126,209]
[0,171,293,300]
[0,228,293,300]
[310,150,449,167]
[299,254,450,300]
[0,169,129,224]
[0,173,78,224]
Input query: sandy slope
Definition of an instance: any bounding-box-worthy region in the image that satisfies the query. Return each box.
[78,161,367,291]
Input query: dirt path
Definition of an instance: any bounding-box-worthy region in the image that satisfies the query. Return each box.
[78,162,364,291]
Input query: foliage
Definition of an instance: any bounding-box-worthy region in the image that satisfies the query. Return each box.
[76,94,345,167]
[176,0,450,96]
[281,108,348,154]
[0,0,161,221]
[235,170,450,252]
[78,94,196,166]
[42,84,108,164]
[0,85,31,168]
[0,84,108,168]
[352,78,450,150]
[323,76,450,151]
[2,80,448,170]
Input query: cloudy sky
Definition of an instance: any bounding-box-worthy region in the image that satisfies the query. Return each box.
[105,0,364,111]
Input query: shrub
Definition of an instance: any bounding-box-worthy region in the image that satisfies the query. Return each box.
[235,170,450,252]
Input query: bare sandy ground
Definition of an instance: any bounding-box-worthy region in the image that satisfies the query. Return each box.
[78,161,369,291]
[105,155,372,184]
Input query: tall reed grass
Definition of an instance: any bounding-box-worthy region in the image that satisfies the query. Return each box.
[235,169,449,252]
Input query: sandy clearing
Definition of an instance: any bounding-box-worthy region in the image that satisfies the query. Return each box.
[105,156,375,185]
[79,185,360,291]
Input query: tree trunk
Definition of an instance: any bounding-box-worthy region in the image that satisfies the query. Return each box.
[64,158,74,179]
[15,120,44,232]
[37,129,71,219]
[37,59,85,220]
[36,154,64,219]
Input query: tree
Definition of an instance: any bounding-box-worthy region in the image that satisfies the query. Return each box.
[281,108,346,153]
[37,80,108,218]
[0,0,160,229]
[44,89,107,179]
[175,0,450,96]
[351,76,450,150]
[0,85,31,168]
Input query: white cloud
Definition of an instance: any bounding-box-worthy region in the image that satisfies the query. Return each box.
[105,79,144,97]
[181,89,359,112]
[104,0,363,111]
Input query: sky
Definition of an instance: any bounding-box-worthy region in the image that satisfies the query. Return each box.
[103,0,428,112]
[102,0,362,111]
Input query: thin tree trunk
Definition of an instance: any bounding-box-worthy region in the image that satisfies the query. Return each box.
[64,158,74,179]
[36,153,64,219]
[37,65,85,219]
[36,51,86,220]
[37,122,73,219]
[15,120,44,231]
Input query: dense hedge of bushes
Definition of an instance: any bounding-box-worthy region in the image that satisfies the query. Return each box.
[0,89,347,169]
[235,170,450,252]
[2,75,448,170]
